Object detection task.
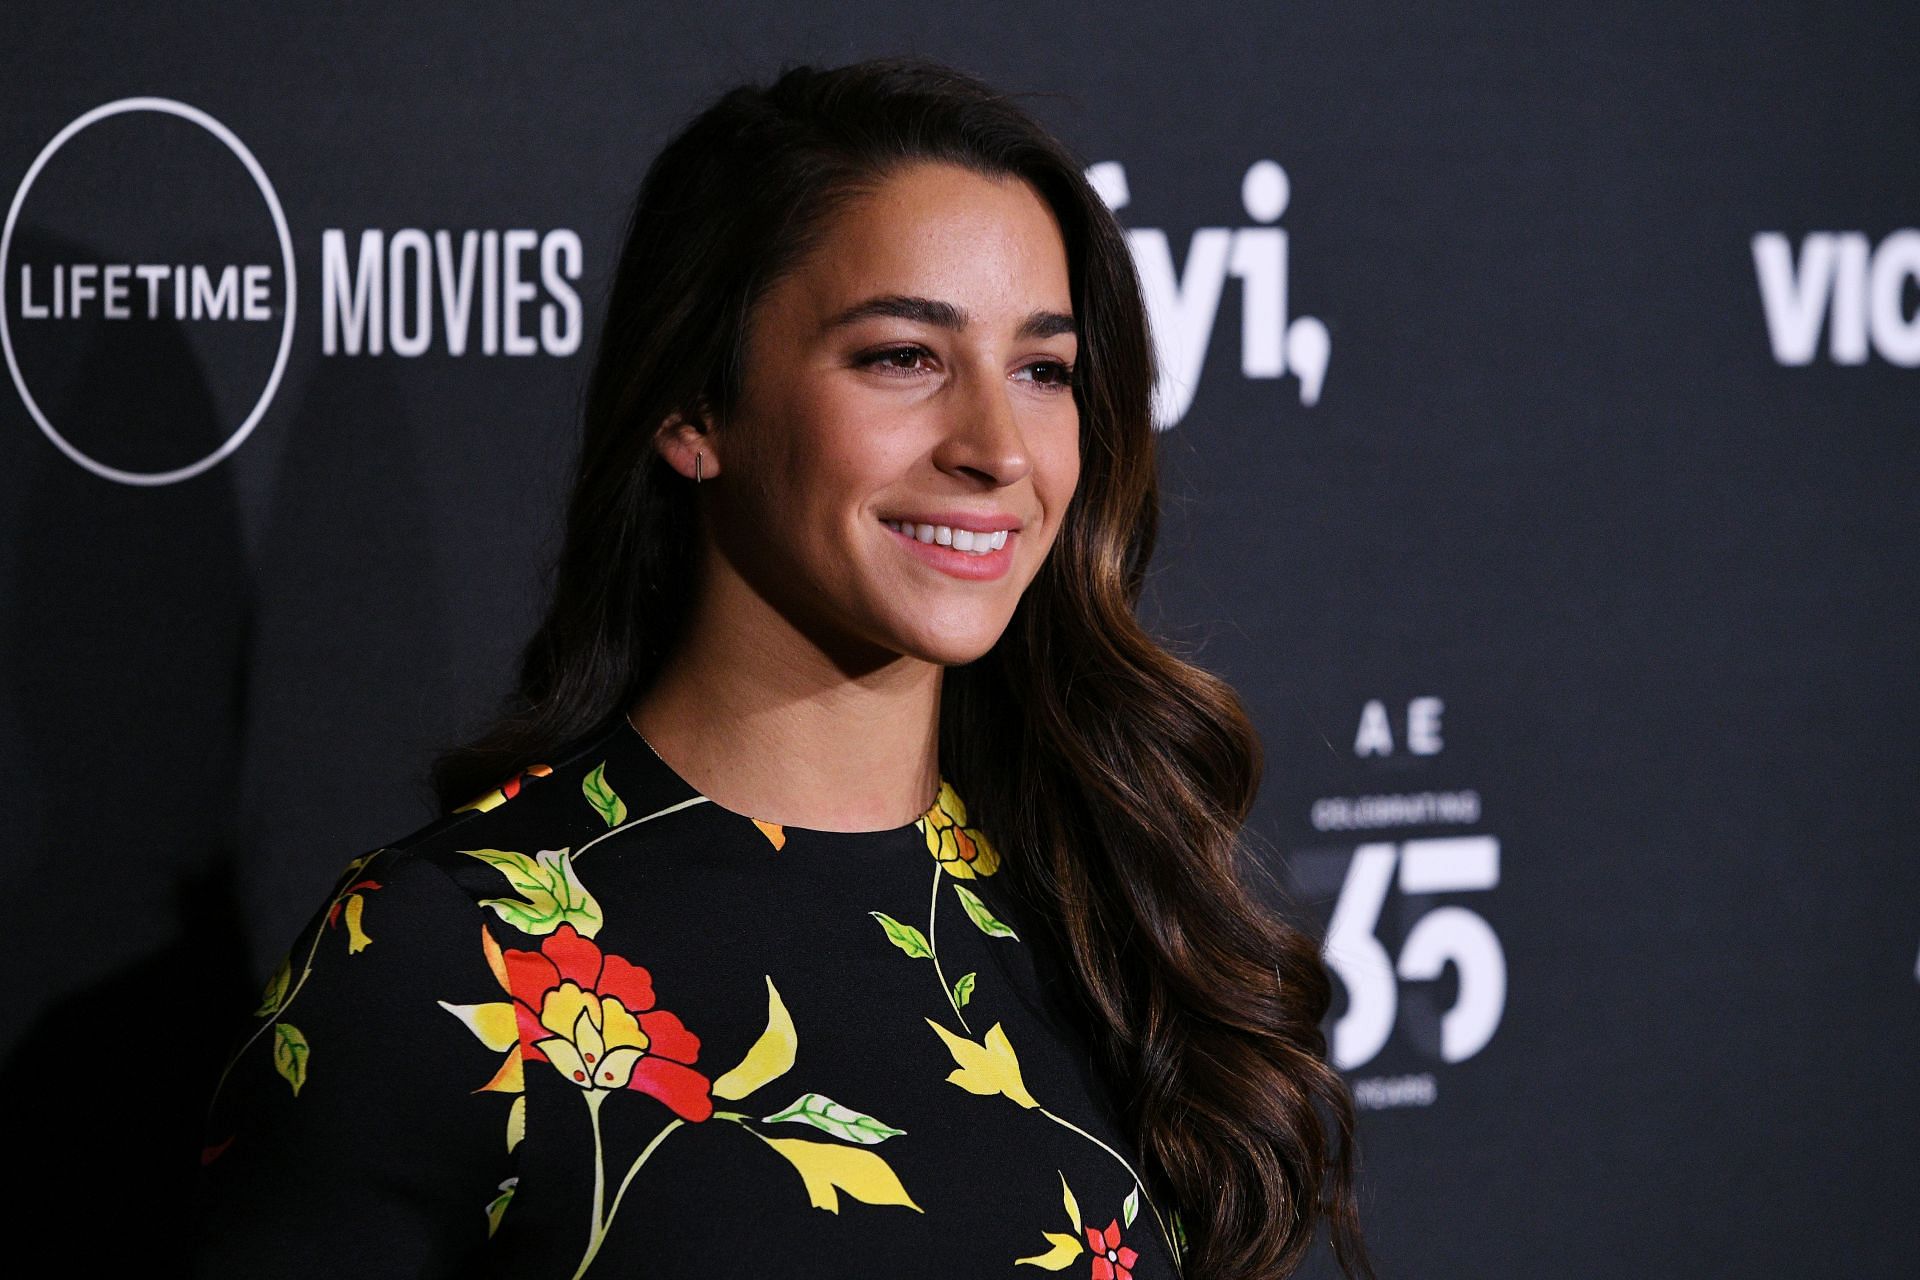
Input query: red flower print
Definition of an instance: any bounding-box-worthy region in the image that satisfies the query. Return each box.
[500,922,714,1122]
[1086,1218,1139,1280]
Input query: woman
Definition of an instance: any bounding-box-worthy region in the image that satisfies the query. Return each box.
[194,57,1370,1280]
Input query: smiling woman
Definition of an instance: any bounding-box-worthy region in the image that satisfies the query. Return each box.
[192,56,1372,1280]
[642,156,1084,697]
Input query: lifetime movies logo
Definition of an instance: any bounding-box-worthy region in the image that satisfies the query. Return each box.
[2,97,583,487]
[1,97,295,486]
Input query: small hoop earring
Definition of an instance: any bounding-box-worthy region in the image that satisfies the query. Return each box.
[694,451,703,485]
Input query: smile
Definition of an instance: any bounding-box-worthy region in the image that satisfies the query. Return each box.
[879,519,1009,554]
[878,518,1018,582]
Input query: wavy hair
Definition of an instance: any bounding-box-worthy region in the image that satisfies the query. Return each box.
[431,56,1370,1280]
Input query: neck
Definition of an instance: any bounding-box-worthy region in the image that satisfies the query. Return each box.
[628,543,943,833]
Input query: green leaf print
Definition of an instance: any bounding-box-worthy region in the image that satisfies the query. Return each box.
[253,956,291,1017]
[869,910,932,959]
[581,761,628,828]
[1123,1183,1140,1227]
[271,1022,309,1095]
[761,1092,906,1144]
[952,970,976,1008]
[463,847,604,938]
[484,1176,517,1237]
[953,882,1019,939]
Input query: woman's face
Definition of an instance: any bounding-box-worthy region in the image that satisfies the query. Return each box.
[681,160,1082,669]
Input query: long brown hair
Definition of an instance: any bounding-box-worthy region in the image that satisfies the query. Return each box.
[431,56,1371,1280]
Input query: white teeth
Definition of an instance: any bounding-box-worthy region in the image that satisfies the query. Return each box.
[882,520,1012,555]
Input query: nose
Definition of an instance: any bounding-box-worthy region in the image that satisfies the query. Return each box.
[933,368,1032,488]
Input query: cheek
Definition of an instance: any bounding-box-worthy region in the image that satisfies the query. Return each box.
[756,410,868,512]
[1038,425,1083,518]
[812,428,921,514]
[775,457,899,564]
[1019,445,1080,572]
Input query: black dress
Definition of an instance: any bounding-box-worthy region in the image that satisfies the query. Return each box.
[192,706,1185,1278]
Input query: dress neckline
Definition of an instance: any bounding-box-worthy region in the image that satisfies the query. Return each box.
[616,707,946,843]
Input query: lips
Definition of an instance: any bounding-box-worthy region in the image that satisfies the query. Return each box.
[880,519,1016,582]
[880,519,1009,554]
[878,508,1022,528]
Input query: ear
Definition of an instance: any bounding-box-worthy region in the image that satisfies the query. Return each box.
[652,397,720,482]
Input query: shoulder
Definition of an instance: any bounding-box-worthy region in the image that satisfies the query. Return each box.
[350,708,709,921]
[206,714,670,1124]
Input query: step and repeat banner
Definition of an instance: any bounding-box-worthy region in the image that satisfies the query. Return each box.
[1,5,1912,1276]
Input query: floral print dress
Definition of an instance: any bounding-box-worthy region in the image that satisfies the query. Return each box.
[193,707,1186,1278]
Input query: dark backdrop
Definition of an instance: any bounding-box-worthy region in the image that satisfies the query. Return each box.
[1,4,1914,1275]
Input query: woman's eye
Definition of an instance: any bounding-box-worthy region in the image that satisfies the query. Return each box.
[861,345,932,373]
[859,346,1074,391]
[1018,360,1076,391]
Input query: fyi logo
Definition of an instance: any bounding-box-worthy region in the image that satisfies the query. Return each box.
[1089,159,1331,430]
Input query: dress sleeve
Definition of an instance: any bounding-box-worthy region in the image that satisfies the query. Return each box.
[192,843,519,1278]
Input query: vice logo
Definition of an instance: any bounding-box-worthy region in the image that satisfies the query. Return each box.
[1753,229,1920,366]
[1088,159,1331,430]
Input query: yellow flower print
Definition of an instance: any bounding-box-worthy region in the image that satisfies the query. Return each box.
[756,1135,923,1213]
[1014,1170,1090,1270]
[532,977,664,1095]
[923,1017,1038,1109]
[919,780,1000,878]
[923,1013,1186,1268]
[454,762,555,813]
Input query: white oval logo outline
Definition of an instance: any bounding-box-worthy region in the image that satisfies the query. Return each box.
[0,97,297,486]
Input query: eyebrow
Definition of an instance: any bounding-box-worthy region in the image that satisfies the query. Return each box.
[821,294,1077,341]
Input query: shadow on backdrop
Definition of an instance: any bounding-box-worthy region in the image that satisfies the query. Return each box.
[0,224,254,1274]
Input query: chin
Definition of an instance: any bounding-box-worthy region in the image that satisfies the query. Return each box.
[895,622,1008,667]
